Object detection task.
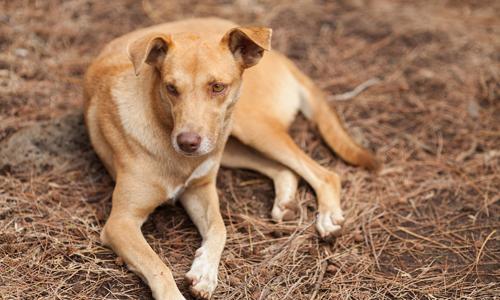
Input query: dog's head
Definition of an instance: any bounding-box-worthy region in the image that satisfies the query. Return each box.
[127,26,272,157]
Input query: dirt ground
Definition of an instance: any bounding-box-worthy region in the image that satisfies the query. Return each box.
[0,0,499,299]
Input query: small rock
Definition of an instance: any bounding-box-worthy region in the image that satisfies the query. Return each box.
[14,48,29,58]
[467,100,480,119]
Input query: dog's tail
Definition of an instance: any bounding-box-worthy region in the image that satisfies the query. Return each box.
[284,57,380,171]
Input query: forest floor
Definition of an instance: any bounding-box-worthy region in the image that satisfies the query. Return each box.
[0,0,499,299]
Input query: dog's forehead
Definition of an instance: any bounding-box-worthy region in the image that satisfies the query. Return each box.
[165,35,237,84]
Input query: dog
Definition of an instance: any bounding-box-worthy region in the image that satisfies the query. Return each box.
[83,17,378,300]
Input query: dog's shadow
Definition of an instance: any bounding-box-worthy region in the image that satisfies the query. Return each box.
[0,112,209,298]
[0,112,96,175]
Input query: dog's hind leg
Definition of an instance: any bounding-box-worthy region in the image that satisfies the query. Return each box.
[232,118,345,239]
[222,137,299,222]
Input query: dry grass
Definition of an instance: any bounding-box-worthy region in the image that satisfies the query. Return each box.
[0,0,499,299]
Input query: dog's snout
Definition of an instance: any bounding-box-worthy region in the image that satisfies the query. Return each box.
[176,132,201,153]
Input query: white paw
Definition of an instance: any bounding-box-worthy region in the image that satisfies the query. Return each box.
[272,171,298,222]
[185,248,218,299]
[316,210,345,239]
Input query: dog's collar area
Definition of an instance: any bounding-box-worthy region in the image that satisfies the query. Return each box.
[166,157,216,202]
[168,185,185,203]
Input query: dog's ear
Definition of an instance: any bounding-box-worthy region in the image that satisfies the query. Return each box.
[222,27,272,69]
[127,33,172,76]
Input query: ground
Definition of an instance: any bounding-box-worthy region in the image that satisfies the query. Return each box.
[0,0,499,299]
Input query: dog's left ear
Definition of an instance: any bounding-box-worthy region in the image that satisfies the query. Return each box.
[222,27,272,69]
[127,33,173,76]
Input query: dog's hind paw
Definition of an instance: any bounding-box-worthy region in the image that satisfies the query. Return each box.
[185,248,218,299]
[316,211,345,240]
[271,170,299,222]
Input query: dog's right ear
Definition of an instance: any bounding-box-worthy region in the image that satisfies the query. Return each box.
[221,27,272,69]
[127,33,172,76]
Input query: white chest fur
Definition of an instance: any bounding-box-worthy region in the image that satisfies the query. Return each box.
[167,158,216,201]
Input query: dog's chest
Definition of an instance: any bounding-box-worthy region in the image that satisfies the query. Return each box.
[165,158,216,201]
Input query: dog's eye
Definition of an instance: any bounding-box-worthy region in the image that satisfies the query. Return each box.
[165,84,179,96]
[211,83,226,94]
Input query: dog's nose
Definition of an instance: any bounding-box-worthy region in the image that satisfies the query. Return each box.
[176,132,201,153]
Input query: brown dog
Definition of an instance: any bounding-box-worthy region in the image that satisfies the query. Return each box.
[84,17,378,300]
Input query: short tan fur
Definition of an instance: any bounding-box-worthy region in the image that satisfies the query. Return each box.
[84,17,378,300]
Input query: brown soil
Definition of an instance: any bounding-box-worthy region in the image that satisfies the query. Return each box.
[1,0,499,299]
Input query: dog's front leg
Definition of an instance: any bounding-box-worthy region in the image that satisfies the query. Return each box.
[101,177,185,300]
[181,181,226,299]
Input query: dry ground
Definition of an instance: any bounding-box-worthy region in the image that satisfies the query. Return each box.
[0,0,499,299]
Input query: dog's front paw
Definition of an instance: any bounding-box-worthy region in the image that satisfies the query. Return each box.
[185,248,218,299]
[316,210,345,240]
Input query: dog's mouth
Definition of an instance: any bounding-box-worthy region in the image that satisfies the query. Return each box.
[175,148,205,157]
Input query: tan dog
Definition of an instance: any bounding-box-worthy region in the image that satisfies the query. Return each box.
[84,17,378,300]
